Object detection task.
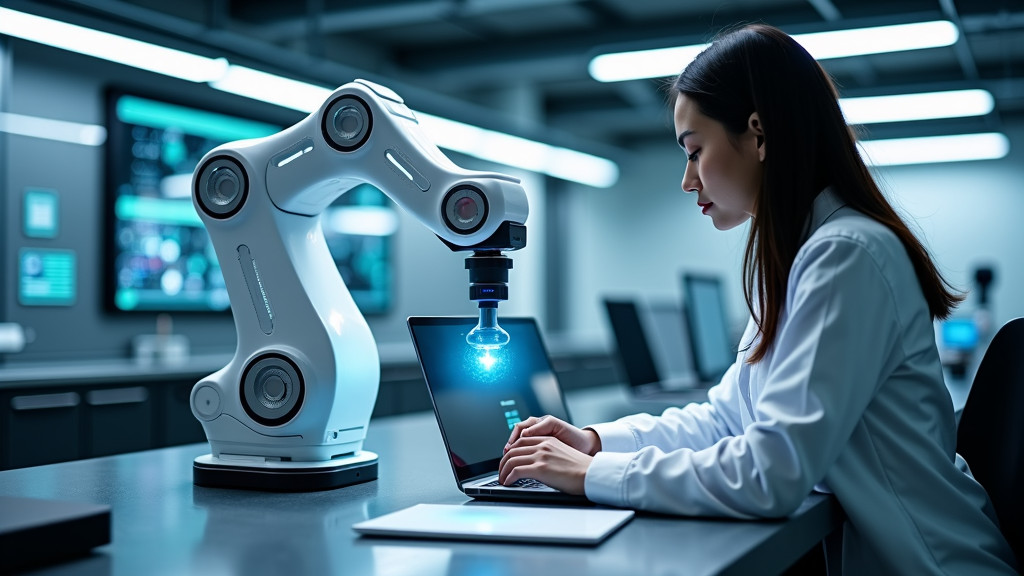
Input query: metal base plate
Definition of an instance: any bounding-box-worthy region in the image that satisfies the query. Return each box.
[193,451,379,492]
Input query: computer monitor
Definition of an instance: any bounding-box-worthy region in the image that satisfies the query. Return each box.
[681,273,735,382]
[941,318,980,351]
[103,89,395,314]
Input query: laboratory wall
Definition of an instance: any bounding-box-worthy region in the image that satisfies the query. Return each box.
[563,121,1024,348]
[0,39,547,365]
[3,34,1022,367]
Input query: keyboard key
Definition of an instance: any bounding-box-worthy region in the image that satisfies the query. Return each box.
[482,478,548,489]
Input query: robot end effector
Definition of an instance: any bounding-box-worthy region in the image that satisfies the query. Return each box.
[436,177,526,350]
[445,223,526,351]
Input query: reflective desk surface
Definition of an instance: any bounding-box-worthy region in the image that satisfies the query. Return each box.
[0,390,843,576]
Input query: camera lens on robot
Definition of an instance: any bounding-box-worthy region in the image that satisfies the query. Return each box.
[323,95,372,151]
[208,167,240,206]
[196,156,248,219]
[241,354,304,426]
[443,186,488,234]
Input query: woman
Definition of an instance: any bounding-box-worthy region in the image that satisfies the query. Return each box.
[498,24,1017,574]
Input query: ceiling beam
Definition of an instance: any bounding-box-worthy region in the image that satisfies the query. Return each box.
[805,0,842,22]
[253,1,455,42]
[250,0,588,42]
[937,0,981,81]
[804,0,879,87]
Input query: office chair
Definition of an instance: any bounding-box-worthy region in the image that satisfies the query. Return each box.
[956,317,1024,565]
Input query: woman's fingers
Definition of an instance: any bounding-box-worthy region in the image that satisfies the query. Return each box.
[504,416,548,452]
[499,436,548,481]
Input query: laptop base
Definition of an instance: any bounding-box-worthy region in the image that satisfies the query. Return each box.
[465,489,592,505]
[193,451,379,492]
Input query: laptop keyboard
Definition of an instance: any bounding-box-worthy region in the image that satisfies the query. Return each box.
[482,478,549,490]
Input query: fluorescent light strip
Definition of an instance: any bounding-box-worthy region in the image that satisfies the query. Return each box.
[0,112,107,146]
[325,206,400,236]
[417,113,619,188]
[0,7,619,187]
[859,133,1010,166]
[589,20,959,83]
[840,89,994,124]
[797,21,959,59]
[0,7,227,82]
[210,65,334,113]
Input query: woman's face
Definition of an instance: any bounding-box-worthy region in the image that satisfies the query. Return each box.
[674,94,764,230]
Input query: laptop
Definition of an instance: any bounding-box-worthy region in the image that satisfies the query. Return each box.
[602,299,712,404]
[681,273,736,383]
[407,316,590,504]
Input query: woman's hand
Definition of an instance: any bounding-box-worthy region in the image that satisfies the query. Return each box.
[503,415,602,456]
[498,436,593,495]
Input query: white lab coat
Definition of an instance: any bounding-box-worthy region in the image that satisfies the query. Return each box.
[585,189,1017,574]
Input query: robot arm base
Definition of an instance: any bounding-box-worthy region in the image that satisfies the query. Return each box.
[193,451,379,492]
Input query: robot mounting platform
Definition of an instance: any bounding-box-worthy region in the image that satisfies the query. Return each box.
[193,451,379,492]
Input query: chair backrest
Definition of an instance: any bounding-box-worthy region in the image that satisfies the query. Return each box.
[957,317,1024,564]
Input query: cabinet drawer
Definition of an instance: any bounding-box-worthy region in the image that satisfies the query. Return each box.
[7,392,82,469]
[86,387,153,457]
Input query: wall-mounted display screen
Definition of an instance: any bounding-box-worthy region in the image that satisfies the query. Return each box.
[104,90,395,315]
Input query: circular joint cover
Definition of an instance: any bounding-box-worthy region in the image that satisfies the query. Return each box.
[240,353,305,427]
[322,94,373,152]
[442,185,489,235]
[195,156,249,219]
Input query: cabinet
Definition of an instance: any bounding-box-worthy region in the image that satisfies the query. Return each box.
[0,348,619,470]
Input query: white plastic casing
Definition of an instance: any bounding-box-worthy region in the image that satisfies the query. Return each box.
[189,80,528,461]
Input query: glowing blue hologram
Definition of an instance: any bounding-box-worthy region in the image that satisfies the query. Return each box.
[462,339,510,383]
[479,349,497,370]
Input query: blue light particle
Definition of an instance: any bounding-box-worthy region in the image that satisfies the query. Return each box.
[479,350,497,370]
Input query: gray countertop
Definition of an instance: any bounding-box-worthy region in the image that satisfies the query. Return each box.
[0,404,843,576]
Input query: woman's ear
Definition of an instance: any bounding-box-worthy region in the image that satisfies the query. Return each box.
[748,112,765,162]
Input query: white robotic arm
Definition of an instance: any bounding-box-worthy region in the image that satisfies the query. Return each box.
[189,79,528,490]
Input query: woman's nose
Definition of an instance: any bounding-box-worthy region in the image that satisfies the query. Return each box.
[681,166,700,194]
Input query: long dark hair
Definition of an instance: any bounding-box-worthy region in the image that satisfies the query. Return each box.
[671,24,962,363]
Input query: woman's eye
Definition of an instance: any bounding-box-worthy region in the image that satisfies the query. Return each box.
[687,150,700,162]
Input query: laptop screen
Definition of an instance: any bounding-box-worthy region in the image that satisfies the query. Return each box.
[602,300,660,388]
[682,274,735,381]
[407,317,571,483]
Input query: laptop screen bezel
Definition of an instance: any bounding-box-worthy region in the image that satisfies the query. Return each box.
[406,316,572,486]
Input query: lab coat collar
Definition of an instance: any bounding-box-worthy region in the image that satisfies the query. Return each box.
[801,187,847,243]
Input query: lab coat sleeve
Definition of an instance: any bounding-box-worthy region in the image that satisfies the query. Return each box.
[584,356,748,506]
[585,234,901,517]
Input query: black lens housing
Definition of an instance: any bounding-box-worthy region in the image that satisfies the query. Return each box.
[466,253,513,302]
